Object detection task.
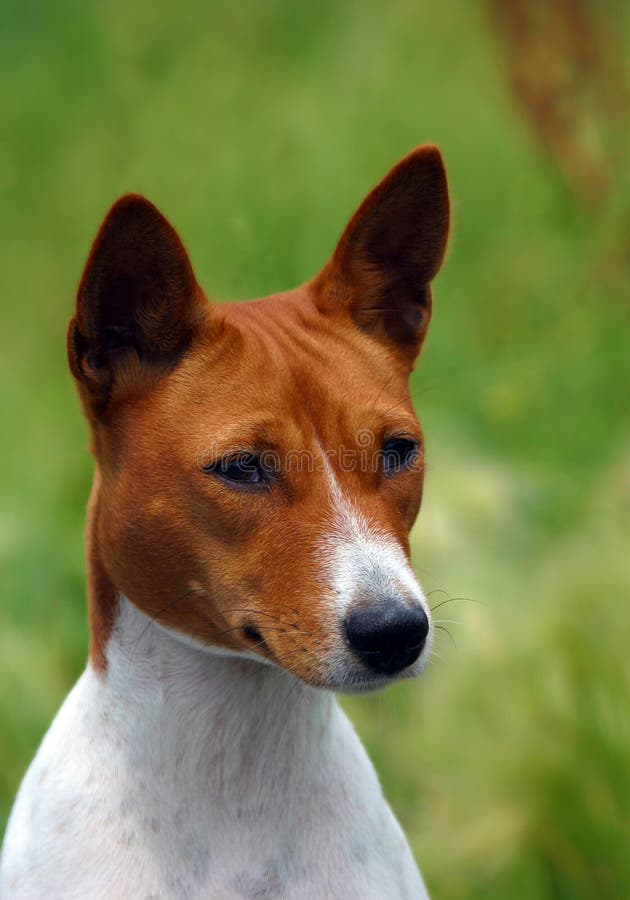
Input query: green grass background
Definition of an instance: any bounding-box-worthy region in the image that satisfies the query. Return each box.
[1,1,628,896]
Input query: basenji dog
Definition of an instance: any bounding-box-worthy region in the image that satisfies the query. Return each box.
[1,145,449,899]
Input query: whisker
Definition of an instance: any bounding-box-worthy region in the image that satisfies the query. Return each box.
[217,624,313,639]
[435,624,457,649]
[430,595,482,612]
[131,585,207,655]
[265,646,315,667]
[379,394,410,419]
[220,607,302,625]
[367,372,398,416]
[244,635,272,652]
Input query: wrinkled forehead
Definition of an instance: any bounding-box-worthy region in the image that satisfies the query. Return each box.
[196,297,417,444]
[145,295,417,463]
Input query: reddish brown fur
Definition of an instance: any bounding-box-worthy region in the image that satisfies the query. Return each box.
[68,145,449,681]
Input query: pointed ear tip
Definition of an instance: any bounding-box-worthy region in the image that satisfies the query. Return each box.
[416,142,443,157]
[90,193,183,256]
[407,144,447,177]
[104,192,163,223]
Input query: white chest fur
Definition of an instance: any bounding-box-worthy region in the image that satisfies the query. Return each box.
[1,599,427,899]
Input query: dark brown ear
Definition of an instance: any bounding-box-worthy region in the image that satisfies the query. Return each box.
[68,195,207,410]
[316,145,449,362]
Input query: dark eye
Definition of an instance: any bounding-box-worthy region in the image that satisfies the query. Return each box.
[381,438,419,475]
[204,454,267,489]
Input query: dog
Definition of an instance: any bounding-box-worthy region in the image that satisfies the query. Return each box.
[0,145,449,898]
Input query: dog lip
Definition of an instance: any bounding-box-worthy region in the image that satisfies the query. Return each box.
[241,624,273,657]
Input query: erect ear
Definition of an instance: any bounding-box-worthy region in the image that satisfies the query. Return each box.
[68,194,207,410]
[316,145,449,362]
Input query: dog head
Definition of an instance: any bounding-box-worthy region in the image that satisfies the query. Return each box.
[69,146,449,690]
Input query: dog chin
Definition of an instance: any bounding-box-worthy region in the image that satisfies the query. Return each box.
[305,659,428,695]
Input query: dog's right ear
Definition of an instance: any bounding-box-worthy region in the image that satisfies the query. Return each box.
[68,195,208,412]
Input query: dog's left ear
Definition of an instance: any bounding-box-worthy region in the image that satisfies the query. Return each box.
[315,145,449,363]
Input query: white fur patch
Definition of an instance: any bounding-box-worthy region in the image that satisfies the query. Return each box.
[0,597,428,898]
[319,451,430,614]
[313,451,433,689]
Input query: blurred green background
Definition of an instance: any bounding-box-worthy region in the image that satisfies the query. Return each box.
[1,1,628,896]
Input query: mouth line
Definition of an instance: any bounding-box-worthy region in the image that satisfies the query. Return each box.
[241,624,273,657]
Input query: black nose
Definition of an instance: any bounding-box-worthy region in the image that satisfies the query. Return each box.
[344,603,430,676]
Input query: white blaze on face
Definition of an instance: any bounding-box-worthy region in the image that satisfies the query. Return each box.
[318,450,430,621]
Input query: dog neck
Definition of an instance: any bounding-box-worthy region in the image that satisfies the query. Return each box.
[97,597,335,809]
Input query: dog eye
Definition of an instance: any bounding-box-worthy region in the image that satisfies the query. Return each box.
[203,454,267,488]
[381,438,419,475]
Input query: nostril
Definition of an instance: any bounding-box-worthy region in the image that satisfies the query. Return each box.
[345,603,429,676]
